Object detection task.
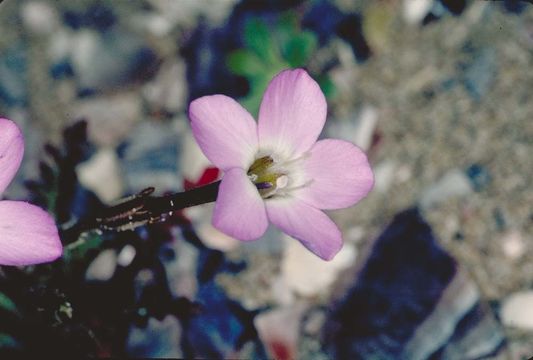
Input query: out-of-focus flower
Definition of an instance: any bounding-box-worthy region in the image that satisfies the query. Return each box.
[189,69,373,260]
[0,118,62,266]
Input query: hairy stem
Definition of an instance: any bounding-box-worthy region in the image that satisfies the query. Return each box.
[60,181,221,243]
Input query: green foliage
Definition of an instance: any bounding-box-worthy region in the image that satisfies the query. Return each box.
[226,12,335,116]
[0,333,20,348]
[0,291,20,316]
[62,231,104,263]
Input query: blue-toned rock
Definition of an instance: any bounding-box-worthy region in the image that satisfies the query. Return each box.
[120,121,181,193]
[324,208,505,360]
[462,47,497,101]
[0,44,28,107]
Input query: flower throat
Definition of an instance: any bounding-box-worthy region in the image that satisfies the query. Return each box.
[247,156,288,198]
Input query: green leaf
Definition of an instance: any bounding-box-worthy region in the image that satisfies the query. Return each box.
[243,18,276,62]
[283,31,318,67]
[0,291,19,315]
[0,333,20,348]
[318,76,337,99]
[276,12,299,45]
[241,74,271,117]
[226,49,264,76]
[63,231,103,262]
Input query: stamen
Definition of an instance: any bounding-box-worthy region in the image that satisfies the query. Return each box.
[256,182,273,190]
[247,151,311,199]
[247,156,274,175]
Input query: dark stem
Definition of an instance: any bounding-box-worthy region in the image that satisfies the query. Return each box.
[61,181,221,243]
[145,180,220,214]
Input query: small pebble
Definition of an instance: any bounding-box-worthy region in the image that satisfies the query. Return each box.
[282,235,356,297]
[419,169,473,210]
[21,1,59,35]
[254,304,306,360]
[501,291,533,330]
[127,315,183,358]
[403,0,434,25]
[117,244,136,267]
[501,230,525,260]
[76,148,124,204]
[85,249,117,281]
[326,105,378,152]
[72,92,142,147]
[373,160,397,193]
[143,59,187,114]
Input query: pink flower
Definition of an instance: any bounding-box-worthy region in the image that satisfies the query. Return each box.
[189,69,373,260]
[0,118,62,266]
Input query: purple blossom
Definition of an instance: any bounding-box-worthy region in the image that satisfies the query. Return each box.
[0,118,62,266]
[189,69,374,260]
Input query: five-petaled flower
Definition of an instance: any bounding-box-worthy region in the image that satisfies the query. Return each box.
[189,69,374,260]
[0,118,62,266]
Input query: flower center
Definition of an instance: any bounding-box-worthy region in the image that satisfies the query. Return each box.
[247,153,310,199]
[247,156,288,198]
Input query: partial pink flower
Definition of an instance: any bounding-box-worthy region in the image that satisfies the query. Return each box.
[0,118,62,266]
[189,69,374,260]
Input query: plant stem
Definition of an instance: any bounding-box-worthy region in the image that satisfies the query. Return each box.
[60,181,221,243]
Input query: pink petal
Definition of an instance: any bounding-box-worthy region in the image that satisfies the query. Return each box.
[294,139,374,210]
[266,197,342,260]
[189,95,258,171]
[212,168,268,241]
[0,118,24,195]
[258,69,327,158]
[0,200,62,266]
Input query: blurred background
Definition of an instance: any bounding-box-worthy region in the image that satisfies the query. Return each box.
[0,0,532,358]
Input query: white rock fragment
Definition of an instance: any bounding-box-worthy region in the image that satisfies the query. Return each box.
[21,1,59,35]
[501,291,533,330]
[326,105,378,152]
[130,13,174,37]
[127,315,183,358]
[396,163,412,183]
[143,60,187,113]
[48,28,74,62]
[282,235,357,297]
[147,0,238,28]
[373,160,397,193]
[85,249,118,281]
[353,106,378,151]
[76,148,124,204]
[70,29,102,88]
[184,203,240,252]
[419,169,473,210]
[345,226,365,244]
[403,0,433,25]
[501,230,525,260]
[303,310,326,336]
[72,92,142,147]
[117,244,136,267]
[196,213,241,252]
[270,275,295,306]
[254,304,306,360]
[160,240,199,299]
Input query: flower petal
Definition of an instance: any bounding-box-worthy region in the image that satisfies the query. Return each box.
[258,69,327,158]
[0,200,62,266]
[212,168,268,241]
[294,139,374,210]
[266,197,342,260]
[189,95,258,171]
[0,118,24,195]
